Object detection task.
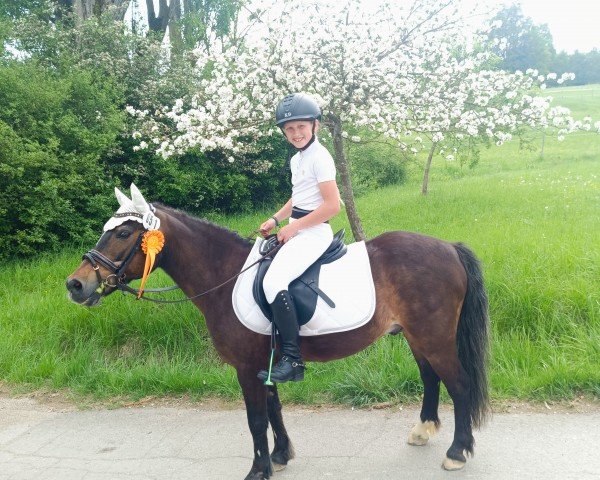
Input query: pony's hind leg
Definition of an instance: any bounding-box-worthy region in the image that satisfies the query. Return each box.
[408,353,441,446]
[266,385,295,471]
[426,351,474,471]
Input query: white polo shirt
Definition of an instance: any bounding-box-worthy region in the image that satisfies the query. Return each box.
[290,138,337,210]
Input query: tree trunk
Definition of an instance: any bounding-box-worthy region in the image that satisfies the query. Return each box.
[104,0,131,21]
[328,117,366,242]
[73,0,94,23]
[540,131,545,159]
[169,0,184,54]
[421,142,436,196]
[146,0,171,37]
[69,0,129,23]
[55,0,73,21]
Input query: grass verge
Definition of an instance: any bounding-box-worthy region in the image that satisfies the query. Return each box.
[1,85,599,404]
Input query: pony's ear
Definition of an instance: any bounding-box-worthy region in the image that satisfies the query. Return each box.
[130,183,150,214]
[114,187,134,209]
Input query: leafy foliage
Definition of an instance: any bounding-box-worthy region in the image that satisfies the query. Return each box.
[0,6,287,261]
[0,62,122,259]
[487,5,556,74]
[552,50,600,86]
[344,132,407,196]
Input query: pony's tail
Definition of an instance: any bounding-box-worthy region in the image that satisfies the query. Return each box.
[454,243,490,429]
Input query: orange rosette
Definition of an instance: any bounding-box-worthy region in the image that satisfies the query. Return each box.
[138,230,165,298]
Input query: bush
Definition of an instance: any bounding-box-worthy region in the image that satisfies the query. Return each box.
[347,140,407,196]
[0,62,123,260]
[0,15,292,261]
[102,134,290,215]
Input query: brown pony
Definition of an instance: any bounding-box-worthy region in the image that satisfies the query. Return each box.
[66,202,490,479]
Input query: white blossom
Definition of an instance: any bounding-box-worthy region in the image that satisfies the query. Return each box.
[124,0,596,165]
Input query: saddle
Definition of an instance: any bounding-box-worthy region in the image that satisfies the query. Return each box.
[252,229,347,325]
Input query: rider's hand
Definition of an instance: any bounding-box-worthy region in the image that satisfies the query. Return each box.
[259,218,277,238]
[277,223,299,244]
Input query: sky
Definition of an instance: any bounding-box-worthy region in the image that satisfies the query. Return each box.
[512,0,600,53]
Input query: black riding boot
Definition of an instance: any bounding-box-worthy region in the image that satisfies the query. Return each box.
[258,290,305,383]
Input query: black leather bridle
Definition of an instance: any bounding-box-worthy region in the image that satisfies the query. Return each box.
[81,223,282,304]
[82,231,145,296]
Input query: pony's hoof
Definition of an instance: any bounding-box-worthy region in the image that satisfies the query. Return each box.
[271,442,294,469]
[408,431,429,445]
[442,456,466,471]
[244,464,272,479]
[244,473,267,480]
[408,421,437,446]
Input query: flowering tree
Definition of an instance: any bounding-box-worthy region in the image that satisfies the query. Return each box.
[400,59,586,194]
[129,0,598,241]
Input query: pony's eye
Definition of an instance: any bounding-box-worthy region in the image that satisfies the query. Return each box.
[117,230,131,239]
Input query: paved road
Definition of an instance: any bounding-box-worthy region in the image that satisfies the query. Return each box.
[0,396,598,480]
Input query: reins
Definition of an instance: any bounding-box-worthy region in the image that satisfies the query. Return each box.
[83,230,282,304]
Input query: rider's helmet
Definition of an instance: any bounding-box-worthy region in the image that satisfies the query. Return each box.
[275,93,322,127]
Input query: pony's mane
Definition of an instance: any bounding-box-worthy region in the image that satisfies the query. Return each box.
[154,203,252,247]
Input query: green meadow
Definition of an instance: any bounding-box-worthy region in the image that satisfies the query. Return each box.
[1,85,599,405]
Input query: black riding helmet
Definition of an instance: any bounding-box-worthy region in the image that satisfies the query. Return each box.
[276,93,322,152]
[275,93,322,126]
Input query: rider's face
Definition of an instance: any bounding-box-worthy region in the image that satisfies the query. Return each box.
[282,120,319,149]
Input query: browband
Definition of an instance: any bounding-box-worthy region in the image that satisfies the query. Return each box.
[113,212,144,219]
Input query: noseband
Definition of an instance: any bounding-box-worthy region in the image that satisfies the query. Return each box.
[82,232,145,295]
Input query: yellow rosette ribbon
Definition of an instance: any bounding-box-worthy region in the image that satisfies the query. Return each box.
[138,230,165,299]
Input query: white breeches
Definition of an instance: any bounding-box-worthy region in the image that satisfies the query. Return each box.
[263,220,333,304]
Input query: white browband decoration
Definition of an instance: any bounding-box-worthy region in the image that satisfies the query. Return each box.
[103,183,161,232]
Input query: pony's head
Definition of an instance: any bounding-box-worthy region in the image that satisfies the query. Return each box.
[66,183,163,306]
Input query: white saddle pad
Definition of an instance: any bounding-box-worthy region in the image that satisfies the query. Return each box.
[232,238,376,336]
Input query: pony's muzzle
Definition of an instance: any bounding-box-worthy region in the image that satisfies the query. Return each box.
[66,272,100,305]
[66,278,83,293]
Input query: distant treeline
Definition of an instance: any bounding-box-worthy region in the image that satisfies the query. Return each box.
[489,5,600,85]
[551,50,600,86]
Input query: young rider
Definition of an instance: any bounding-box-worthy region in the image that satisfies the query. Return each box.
[257,93,341,384]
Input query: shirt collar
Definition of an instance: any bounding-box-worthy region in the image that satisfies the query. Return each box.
[299,135,319,155]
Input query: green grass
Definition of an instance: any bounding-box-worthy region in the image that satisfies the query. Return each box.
[1,84,599,405]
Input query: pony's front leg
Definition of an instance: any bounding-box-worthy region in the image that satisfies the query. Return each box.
[238,368,273,480]
[267,385,295,470]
